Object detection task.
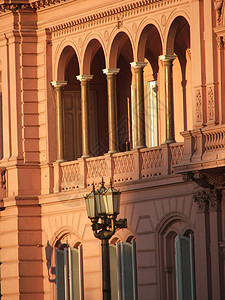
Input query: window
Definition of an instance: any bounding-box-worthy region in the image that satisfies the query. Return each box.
[55,245,84,300]
[175,234,195,300]
[159,218,195,300]
[109,239,138,300]
[144,81,158,147]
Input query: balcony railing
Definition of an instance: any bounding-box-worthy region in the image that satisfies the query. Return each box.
[53,142,184,192]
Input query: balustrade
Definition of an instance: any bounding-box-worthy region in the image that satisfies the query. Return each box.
[54,143,184,192]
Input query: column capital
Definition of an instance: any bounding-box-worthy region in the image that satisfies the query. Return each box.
[51,81,68,88]
[102,68,120,75]
[130,62,148,68]
[76,75,93,81]
[159,54,177,62]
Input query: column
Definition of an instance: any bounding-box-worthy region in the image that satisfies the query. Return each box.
[103,69,119,154]
[77,75,93,158]
[51,81,67,162]
[159,55,176,143]
[130,62,147,149]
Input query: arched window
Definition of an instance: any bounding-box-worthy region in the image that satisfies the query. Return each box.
[55,240,84,300]
[159,217,195,300]
[109,235,137,300]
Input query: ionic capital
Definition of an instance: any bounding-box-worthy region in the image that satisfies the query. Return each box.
[76,75,93,81]
[51,81,68,89]
[130,61,148,69]
[102,68,120,75]
[159,54,177,62]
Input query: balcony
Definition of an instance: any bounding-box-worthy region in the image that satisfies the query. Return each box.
[53,142,184,192]
[173,125,225,188]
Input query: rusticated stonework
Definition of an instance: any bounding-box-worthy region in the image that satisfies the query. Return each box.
[195,89,203,123]
[193,188,222,212]
[207,86,215,121]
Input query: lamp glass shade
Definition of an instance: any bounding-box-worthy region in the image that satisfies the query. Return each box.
[96,184,107,215]
[85,191,96,219]
[103,186,121,215]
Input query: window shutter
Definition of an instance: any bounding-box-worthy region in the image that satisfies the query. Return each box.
[68,247,83,300]
[55,249,65,300]
[189,234,196,300]
[109,244,119,300]
[175,235,194,300]
[121,242,134,300]
[131,240,138,300]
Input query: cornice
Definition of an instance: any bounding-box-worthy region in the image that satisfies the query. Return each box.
[0,0,185,35]
[0,0,68,13]
[48,0,186,36]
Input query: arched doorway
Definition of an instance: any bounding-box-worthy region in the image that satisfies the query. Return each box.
[137,24,163,146]
[109,32,134,152]
[166,17,191,142]
[57,46,81,161]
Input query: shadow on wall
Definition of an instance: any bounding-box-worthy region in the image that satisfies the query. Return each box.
[45,240,55,283]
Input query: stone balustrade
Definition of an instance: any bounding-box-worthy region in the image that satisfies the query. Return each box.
[53,142,184,192]
[179,125,225,167]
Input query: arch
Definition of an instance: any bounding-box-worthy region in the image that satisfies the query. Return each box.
[166,15,190,55]
[137,23,163,65]
[56,45,80,81]
[50,226,83,248]
[157,212,194,235]
[165,15,191,140]
[82,37,106,74]
[110,227,136,243]
[108,31,134,68]
[157,213,195,300]
[53,40,80,81]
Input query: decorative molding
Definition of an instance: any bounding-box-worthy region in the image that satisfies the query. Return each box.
[216,35,224,50]
[193,188,221,212]
[214,0,224,25]
[195,89,203,123]
[207,86,215,122]
[48,0,184,36]
[0,0,66,12]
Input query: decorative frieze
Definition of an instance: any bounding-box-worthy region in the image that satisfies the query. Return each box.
[47,0,184,36]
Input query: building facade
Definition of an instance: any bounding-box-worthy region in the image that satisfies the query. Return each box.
[0,0,224,299]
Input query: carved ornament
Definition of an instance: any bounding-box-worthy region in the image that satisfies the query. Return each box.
[183,169,225,189]
[216,36,224,50]
[214,0,224,25]
[193,188,221,212]
[207,86,215,121]
[195,89,203,123]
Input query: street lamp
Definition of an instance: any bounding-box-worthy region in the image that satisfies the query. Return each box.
[85,179,127,300]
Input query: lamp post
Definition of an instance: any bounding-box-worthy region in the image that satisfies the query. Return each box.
[85,179,127,300]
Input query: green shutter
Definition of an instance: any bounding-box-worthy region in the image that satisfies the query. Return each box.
[109,244,119,300]
[55,249,65,300]
[68,246,84,300]
[68,247,80,300]
[189,235,196,300]
[121,242,134,300]
[131,240,138,300]
[175,235,194,300]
